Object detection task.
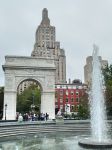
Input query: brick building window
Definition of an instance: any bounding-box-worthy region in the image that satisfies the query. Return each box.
[74,105,77,111]
[66,98,69,103]
[60,98,63,103]
[71,90,74,96]
[60,90,63,95]
[76,98,79,102]
[74,105,79,111]
[71,105,74,111]
[76,91,79,96]
[77,105,79,109]
[71,98,74,103]
[66,90,69,95]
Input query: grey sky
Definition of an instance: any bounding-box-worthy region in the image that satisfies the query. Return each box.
[0,0,112,86]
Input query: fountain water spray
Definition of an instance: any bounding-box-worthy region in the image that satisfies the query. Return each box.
[90,44,108,142]
[78,45,112,149]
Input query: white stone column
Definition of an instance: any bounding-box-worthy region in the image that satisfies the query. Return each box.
[3,91,17,120]
[41,91,55,119]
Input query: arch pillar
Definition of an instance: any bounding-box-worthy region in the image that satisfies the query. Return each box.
[41,91,55,119]
[3,91,17,120]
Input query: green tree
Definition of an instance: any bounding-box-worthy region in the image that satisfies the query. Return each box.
[77,92,89,119]
[103,64,112,116]
[17,84,41,114]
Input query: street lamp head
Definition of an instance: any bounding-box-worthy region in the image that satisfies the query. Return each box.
[31,104,35,109]
[5,104,7,108]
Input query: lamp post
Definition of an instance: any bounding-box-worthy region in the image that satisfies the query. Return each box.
[5,104,7,121]
[65,104,69,119]
[31,92,35,112]
[65,104,67,118]
[31,104,35,113]
[32,92,34,106]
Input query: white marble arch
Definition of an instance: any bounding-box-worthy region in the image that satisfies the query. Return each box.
[2,56,56,120]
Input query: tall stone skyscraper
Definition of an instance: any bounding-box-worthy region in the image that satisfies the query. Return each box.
[84,56,108,85]
[31,8,66,83]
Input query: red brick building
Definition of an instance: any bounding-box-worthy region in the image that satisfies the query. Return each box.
[55,79,87,113]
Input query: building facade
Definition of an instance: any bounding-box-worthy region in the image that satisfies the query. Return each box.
[55,79,87,113]
[84,56,108,85]
[31,8,66,84]
[17,80,40,94]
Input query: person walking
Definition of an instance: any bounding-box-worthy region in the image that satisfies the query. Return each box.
[45,113,49,121]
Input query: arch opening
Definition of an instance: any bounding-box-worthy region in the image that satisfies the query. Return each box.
[16,79,42,120]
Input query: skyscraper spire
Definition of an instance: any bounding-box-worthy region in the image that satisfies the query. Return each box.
[41,8,50,26]
[42,8,48,19]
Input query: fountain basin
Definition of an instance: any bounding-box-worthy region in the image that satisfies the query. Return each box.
[78,138,112,149]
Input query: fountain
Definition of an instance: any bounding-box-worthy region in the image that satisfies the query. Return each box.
[78,45,112,148]
[1,45,112,150]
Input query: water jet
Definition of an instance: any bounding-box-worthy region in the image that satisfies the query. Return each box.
[79,45,112,149]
